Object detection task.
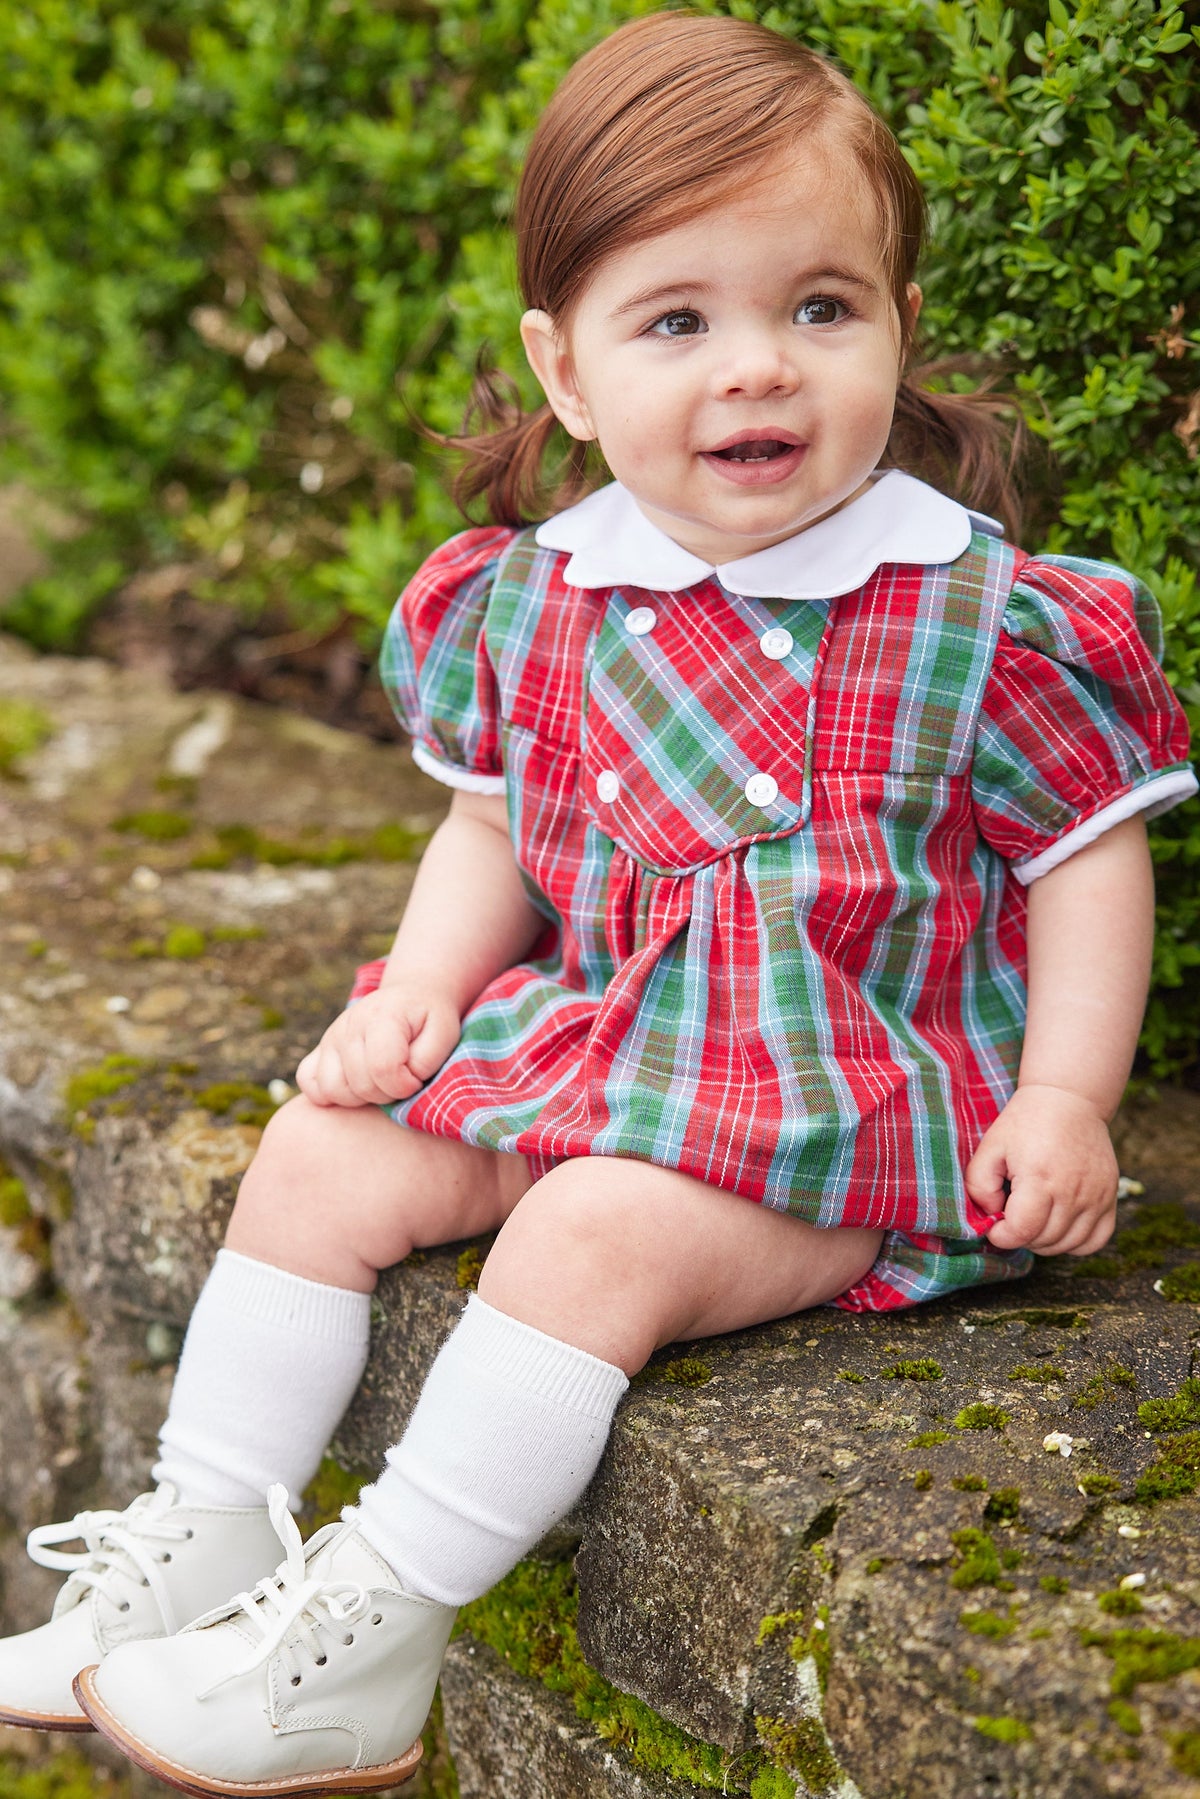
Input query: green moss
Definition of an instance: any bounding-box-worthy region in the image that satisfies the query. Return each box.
[755,1716,841,1791]
[907,1430,951,1448]
[63,1054,151,1125]
[747,1768,797,1799]
[1112,1201,1200,1268]
[662,1357,712,1387]
[1028,1627,1052,1640]
[0,1748,138,1798]
[1077,1473,1121,1497]
[1098,1589,1144,1617]
[0,698,53,774]
[193,1081,275,1128]
[1079,1627,1200,1696]
[790,1606,832,1694]
[837,1368,864,1383]
[955,1404,1009,1432]
[1158,1262,1200,1302]
[1040,1575,1070,1595]
[189,819,430,873]
[112,808,192,840]
[964,1664,981,1682]
[1137,1378,1200,1433]
[974,1715,1033,1743]
[1170,1732,1200,1777]
[1008,1364,1065,1383]
[756,1611,804,1647]
[163,923,207,959]
[259,1006,285,1031]
[459,1559,775,1790]
[865,1558,885,1575]
[26,937,47,958]
[913,1468,933,1491]
[299,1453,372,1531]
[951,1528,1016,1592]
[881,1358,943,1381]
[952,1474,988,1492]
[983,1487,1020,1524]
[1068,1255,1123,1280]
[456,1245,485,1291]
[0,1166,31,1227]
[960,1607,1018,1639]
[210,924,267,943]
[1134,1430,1200,1502]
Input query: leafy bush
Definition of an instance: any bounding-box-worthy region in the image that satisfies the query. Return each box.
[1,0,1197,1068]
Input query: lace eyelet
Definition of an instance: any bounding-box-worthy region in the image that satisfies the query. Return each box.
[343,1634,354,1646]
[184,1529,194,1539]
[371,1614,382,1626]
[119,1602,131,1613]
[290,1675,302,1687]
[161,1553,172,1563]
[316,1655,327,1667]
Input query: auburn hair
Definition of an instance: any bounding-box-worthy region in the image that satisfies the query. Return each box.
[451,12,1026,537]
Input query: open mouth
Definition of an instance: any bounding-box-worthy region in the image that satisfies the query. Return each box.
[710,439,797,463]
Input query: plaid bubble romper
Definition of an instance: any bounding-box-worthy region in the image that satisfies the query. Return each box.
[353,473,1196,1311]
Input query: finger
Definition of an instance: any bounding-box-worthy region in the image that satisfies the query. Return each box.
[1068,1210,1119,1260]
[363,1009,416,1095]
[407,1007,459,1083]
[985,1181,1054,1250]
[965,1140,1010,1215]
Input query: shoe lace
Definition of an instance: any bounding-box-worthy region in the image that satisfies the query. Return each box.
[197,1484,369,1701]
[26,1484,196,1636]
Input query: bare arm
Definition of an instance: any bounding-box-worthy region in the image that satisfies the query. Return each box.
[966,815,1155,1255]
[298,789,544,1106]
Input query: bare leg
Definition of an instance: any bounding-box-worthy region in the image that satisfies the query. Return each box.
[225,1094,533,1286]
[478,1156,882,1372]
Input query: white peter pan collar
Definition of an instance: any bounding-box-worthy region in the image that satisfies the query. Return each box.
[534,468,1002,599]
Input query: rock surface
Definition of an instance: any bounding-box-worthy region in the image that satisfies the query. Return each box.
[2,633,1200,1797]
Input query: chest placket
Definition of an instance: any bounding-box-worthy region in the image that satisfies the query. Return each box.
[581,582,832,875]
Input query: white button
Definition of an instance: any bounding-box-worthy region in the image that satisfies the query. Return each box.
[744,772,779,808]
[596,769,621,803]
[760,627,793,661]
[625,606,657,636]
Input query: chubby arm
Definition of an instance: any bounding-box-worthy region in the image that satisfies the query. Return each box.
[966,815,1155,1256]
[298,789,543,1107]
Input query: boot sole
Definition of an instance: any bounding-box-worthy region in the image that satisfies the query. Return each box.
[0,1702,93,1733]
[73,1668,422,1798]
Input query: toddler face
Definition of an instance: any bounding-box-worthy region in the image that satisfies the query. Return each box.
[522,148,920,565]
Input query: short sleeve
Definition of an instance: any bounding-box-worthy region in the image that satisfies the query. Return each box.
[972,553,1197,883]
[379,526,516,794]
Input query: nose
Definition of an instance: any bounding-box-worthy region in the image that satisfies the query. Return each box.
[712,325,800,400]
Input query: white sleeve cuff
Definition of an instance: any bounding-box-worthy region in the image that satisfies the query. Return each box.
[410,741,507,795]
[1013,767,1199,885]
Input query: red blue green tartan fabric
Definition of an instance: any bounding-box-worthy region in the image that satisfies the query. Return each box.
[356,518,1194,1311]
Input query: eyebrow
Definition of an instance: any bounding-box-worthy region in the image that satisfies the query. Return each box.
[608,266,884,319]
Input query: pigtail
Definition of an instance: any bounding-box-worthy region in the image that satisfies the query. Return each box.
[444,356,598,528]
[885,359,1033,544]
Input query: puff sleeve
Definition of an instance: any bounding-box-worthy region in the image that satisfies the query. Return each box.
[380,526,516,794]
[972,553,1197,883]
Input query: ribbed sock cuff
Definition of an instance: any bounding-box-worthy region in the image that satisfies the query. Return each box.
[458,1294,629,1416]
[215,1248,371,1343]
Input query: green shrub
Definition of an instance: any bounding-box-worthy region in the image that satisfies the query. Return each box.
[2,0,1198,1065]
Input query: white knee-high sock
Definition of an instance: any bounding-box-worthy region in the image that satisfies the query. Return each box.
[354,1295,629,1607]
[154,1248,371,1509]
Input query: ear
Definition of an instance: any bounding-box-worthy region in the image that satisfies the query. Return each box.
[905,283,923,331]
[520,309,596,442]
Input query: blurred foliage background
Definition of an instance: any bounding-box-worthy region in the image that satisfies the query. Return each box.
[0,0,1197,1072]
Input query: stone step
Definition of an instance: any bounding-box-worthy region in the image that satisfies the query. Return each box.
[4,636,1200,1797]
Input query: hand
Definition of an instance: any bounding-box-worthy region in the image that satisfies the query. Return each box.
[965,1084,1119,1257]
[296,983,461,1108]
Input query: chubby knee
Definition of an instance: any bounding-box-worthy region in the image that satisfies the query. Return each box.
[479,1160,653,1294]
[229,1096,355,1228]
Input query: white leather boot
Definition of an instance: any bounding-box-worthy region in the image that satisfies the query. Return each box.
[0,1484,279,1732]
[76,1486,456,1797]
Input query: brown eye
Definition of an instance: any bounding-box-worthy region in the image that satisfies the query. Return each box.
[652,310,705,337]
[796,297,848,326]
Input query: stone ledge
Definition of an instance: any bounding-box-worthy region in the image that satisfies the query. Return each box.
[4,636,1200,1797]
